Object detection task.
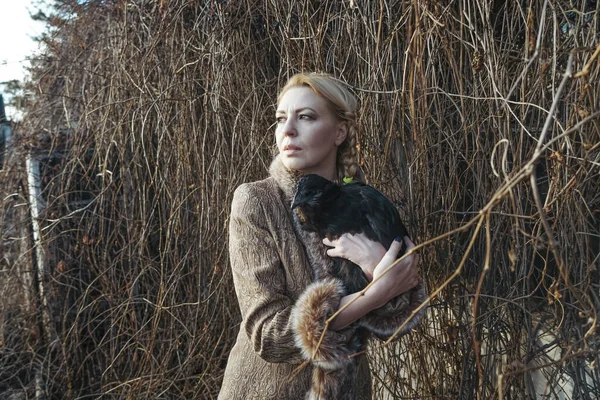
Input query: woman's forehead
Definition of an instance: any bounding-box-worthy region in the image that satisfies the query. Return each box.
[276,87,328,113]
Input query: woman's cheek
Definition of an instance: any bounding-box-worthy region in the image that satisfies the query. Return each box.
[274,131,283,151]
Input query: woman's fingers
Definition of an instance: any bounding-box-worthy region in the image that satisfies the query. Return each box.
[323,233,386,278]
[325,246,342,258]
[372,235,421,292]
[322,237,335,247]
[375,239,405,278]
[323,236,345,258]
[322,233,362,257]
[381,237,403,264]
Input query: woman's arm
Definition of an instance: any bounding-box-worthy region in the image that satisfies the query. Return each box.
[324,235,421,331]
[229,184,357,365]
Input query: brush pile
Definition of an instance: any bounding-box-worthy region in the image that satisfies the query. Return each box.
[0,0,598,398]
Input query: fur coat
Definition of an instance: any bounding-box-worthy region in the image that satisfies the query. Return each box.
[218,156,427,400]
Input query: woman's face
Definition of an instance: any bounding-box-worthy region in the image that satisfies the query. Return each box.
[275,86,347,180]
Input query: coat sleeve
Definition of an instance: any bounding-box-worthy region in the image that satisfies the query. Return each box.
[229,183,358,367]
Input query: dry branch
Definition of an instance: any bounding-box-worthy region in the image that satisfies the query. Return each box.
[0,0,598,398]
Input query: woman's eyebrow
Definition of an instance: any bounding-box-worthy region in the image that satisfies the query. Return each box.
[275,107,316,114]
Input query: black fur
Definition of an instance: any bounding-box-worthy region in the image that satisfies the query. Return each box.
[292,174,408,294]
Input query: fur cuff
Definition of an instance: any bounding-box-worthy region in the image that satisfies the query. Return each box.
[358,281,428,338]
[291,278,359,371]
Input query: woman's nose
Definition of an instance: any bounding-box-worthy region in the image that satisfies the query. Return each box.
[282,118,297,137]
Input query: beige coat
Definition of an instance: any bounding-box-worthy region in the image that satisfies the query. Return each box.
[218,156,426,400]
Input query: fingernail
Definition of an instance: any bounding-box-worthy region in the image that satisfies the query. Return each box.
[394,236,402,242]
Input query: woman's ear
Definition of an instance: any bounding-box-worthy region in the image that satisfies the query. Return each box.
[335,122,348,146]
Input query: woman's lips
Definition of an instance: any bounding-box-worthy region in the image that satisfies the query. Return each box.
[283,145,301,155]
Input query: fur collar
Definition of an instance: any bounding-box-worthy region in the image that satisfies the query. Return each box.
[269,154,301,203]
[269,154,335,282]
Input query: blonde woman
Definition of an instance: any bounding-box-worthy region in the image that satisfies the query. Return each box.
[218,73,424,400]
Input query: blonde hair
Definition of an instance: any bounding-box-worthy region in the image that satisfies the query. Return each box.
[278,73,364,183]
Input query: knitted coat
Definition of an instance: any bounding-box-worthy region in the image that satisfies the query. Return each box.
[218,156,427,400]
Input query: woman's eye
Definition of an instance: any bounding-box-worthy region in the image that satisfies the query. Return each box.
[276,117,286,124]
[299,114,313,120]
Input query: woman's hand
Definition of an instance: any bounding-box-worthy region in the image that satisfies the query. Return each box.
[326,235,421,330]
[371,237,420,302]
[322,233,386,281]
[324,234,420,304]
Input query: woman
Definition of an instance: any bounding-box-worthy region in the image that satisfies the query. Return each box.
[218,73,423,400]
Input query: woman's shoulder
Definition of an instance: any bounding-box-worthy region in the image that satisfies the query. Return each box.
[233,176,280,201]
[231,177,281,216]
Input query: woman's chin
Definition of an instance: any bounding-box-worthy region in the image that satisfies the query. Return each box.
[281,157,307,171]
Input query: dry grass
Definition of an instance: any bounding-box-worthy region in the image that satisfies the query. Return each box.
[0,0,598,398]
